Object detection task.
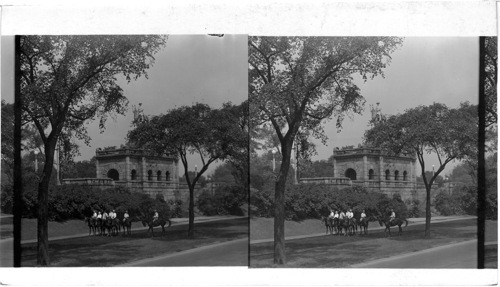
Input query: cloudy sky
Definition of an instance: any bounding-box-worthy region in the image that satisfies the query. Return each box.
[2,36,478,176]
[1,35,248,175]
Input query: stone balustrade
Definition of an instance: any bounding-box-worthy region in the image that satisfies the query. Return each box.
[299,177,352,185]
[62,178,115,186]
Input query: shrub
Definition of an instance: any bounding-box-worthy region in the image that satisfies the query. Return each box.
[167,199,184,218]
[251,183,408,221]
[435,190,464,216]
[3,183,172,222]
[249,187,274,218]
[197,185,246,216]
[405,198,423,218]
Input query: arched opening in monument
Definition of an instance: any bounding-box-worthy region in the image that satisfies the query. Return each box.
[394,170,399,180]
[157,170,162,181]
[345,168,357,180]
[165,171,170,181]
[107,169,119,181]
[385,169,390,180]
[131,169,137,180]
[368,169,374,180]
[403,171,408,181]
[148,170,153,181]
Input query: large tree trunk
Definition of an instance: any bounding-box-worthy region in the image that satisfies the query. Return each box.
[37,139,56,266]
[273,142,293,265]
[424,186,431,238]
[188,185,195,238]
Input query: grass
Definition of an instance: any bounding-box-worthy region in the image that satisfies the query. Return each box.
[15,218,248,267]
[0,217,92,240]
[250,218,325,241]
[250,218,494,268]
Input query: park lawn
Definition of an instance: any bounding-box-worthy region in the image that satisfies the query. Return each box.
[0,217,91,240]
[250,217,325,241]
[250,218,489,268]
[19,218,248,267]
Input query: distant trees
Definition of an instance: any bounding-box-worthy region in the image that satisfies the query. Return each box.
[18,35,167,265]
[128,102,247,238]
[249,36,403,264]
[364,103,478,237]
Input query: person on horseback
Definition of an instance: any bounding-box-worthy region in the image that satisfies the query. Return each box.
[153,210,159,222]
[92,210,97,219]
[97,211,102,220]
[390,209,396,222]
[102,210,109,220]
[110,210,117,219]
[123,210,129,222]
[333,210,339,219]
[328,209,334,219]
[346,208,354,225]
[339,210,345,219]
[360,209,367,222]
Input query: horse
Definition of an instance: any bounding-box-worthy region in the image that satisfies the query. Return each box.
[357,217,369,235]
[321,216,335,235]
[340,218,357,236]
[121,218,132,236]
[106,218,120,236]
[84,217,97,236]
[378,217,408,237]
[142,218,172,237]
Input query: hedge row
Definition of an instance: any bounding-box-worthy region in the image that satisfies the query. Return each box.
[1,183,176,222]
[250,183,409,221]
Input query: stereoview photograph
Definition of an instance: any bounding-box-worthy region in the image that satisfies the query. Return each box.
[1,34,249,267]
[248,36,497,268]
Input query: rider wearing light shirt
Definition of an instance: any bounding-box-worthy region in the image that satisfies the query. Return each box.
[110,210,117,219]
[153,210,159,222]
[328,210,334,219]
[390,209,396,222]
[92,210,97,219]
[333,211,339,219]
[102,211,109,220]
[360,210,367,222]
[339,211,345,220]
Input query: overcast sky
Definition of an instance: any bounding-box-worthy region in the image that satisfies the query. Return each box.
[2,36,478,177]
[1,35,248,175]
[313,37,479,176]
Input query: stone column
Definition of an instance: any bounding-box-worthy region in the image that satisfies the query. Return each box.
[142,156,147,181]
[332,156,337,178]
[125,156,130,181]
[379,156,384,182]
[95,159,100,179]
[409,159,413,181]
[363,155,368,180]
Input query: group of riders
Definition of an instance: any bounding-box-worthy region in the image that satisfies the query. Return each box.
[85,209,160,236]
[324,207,397,236]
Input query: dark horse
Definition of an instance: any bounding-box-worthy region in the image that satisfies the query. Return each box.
[321,216,335,235]
[378,217,408,236]
[106,218,120,236]
[340,218,357,236]
[121,218,132,236]
[142,218,172,237]
[357,217,369,235]
[84,217,97,236]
